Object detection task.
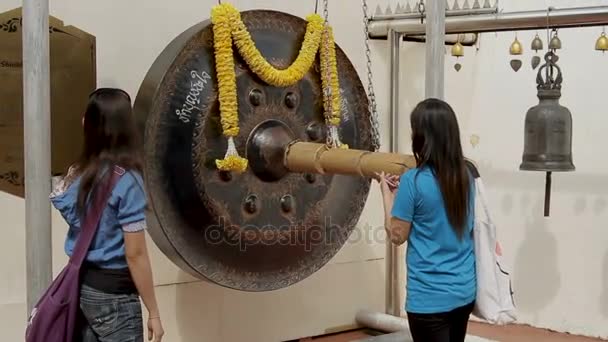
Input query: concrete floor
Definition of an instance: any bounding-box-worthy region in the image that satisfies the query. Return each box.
[294,322,605,342]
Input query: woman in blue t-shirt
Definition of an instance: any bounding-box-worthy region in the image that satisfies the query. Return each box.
[51,88,164,342]
[378,98,476,342]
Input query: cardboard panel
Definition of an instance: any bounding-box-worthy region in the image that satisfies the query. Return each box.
[0,8,96,197]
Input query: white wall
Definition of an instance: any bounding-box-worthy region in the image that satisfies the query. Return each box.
[1,0,608,340]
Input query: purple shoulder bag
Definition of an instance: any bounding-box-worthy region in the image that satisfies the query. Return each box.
[25,166,125,342]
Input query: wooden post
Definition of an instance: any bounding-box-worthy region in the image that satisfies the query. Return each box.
[425,0,446,99]
[23,0,52,314]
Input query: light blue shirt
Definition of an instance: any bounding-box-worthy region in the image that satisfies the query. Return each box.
[391,167,476,314]
[51,170,147,269]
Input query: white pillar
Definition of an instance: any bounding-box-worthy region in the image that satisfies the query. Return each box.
[22,0,52,314]
[425,0,446,99]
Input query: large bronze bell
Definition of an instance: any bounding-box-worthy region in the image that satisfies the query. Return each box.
[520,51,575,216]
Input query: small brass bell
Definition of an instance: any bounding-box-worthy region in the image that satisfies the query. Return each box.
[531,34,543,52]
[549,33,562,50]
[452,39,464,72]
[451,42,465,57]
[510,37,523,55]
[595,32,608,52]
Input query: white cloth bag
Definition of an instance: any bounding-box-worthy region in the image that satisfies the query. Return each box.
[471,174,517,325]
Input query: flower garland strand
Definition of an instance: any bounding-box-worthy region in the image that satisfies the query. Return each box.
[319,24,347,149]
[211,5,248,172]
[232,12,325,87]
[210,3,347,172]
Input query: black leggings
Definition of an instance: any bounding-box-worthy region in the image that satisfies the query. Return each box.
[407,301,475,342]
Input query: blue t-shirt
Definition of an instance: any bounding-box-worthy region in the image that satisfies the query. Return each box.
[391,167,476,314]
[50,170,147,269]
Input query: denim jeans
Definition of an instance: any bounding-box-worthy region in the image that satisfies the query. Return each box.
[78,285,143,342]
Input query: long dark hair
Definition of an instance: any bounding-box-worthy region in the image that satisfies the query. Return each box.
[76,88,142,212]
[410,98,470,237]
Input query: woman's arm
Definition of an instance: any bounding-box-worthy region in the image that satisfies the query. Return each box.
[379,172,412,246]
[124,231,159,317]
[118,172,164,341]
[124,230,164,341]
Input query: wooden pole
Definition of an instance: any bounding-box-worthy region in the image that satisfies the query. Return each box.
[23,0,52,314]
[284,142,416,177]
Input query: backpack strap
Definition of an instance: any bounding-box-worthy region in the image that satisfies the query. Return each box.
[69,166,125,266]
[465,159,480,179]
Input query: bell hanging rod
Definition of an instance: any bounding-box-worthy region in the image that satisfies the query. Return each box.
[372,7,498,21]
[368,6,608,39]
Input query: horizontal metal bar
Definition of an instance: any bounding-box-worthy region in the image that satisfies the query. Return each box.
[407,33,478,46]
[369,6,608,39]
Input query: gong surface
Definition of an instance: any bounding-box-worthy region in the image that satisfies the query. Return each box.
[134,10,372,291]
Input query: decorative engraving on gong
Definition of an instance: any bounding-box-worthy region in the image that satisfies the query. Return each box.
[0,8,96,197]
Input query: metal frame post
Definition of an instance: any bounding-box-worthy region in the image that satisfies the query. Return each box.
[425,0,446,99]
[23,0,52,314]
[386,29,402,317]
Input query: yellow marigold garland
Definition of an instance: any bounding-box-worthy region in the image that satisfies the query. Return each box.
[210,3,347,172]
[319,24,347,149]
[232,12,325,87]
[319,25,341,127]
[211,4,248,172]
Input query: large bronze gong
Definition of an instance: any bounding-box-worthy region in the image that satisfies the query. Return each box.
[134,10,374,291]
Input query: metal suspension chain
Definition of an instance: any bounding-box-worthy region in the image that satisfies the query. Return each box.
[418,0,426,24]
[362,0,381,151]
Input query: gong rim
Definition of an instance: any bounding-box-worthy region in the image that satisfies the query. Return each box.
[134,9,372,291]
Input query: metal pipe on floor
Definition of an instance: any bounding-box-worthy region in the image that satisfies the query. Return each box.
[385,28,402,317]
[23,0,52,314]
[369,6,608,38]
[356,310,409,333]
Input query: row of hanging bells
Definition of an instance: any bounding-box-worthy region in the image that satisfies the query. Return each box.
[509,30,562,72]
[447,29,606,219]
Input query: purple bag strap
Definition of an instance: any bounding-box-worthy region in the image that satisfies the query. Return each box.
[69,165,125,266]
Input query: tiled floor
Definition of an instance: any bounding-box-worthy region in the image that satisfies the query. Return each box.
[295,322,605,342]
[467,322,603,342]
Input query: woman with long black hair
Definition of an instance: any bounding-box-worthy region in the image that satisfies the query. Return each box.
[379,98,476,342]
[50,88,164,342]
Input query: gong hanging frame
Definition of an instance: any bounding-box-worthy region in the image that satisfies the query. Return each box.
[134,10,374,291]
